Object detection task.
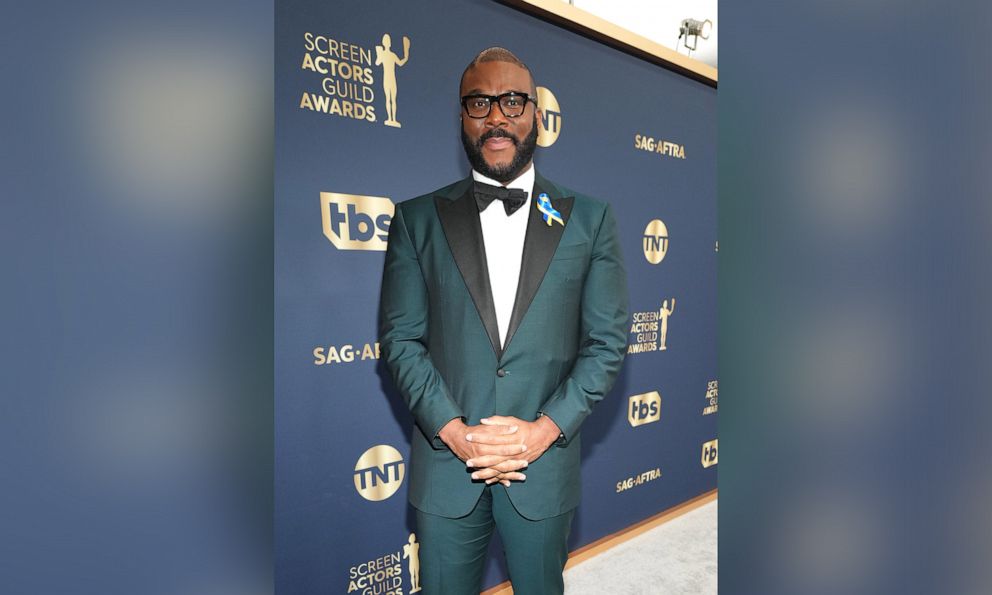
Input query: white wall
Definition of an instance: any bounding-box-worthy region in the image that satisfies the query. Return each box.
[570,0,718,68]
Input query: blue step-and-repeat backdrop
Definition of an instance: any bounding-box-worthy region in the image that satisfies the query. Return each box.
[275,1,716,592]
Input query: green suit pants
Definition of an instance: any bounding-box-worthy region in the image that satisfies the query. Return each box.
[415,485,575,595]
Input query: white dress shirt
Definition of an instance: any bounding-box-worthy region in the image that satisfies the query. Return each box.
[472,165,535,348]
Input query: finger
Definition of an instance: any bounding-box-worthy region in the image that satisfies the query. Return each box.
[465,454,511,468]
[465,453,522,468]
[480,416,516,426]
[493,459,528,472]
[469,443,528,459]
[469,423,519,435]
[465,433,523,446]
[471,467,501,480]
[496,471,527,482]
[500,479,510,487]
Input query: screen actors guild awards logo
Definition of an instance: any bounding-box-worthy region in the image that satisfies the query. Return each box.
[701,439,718,468]
[536,86,562,147]
[353,444,405,501]
[299,31,412,127]
[643,219,669,264]
[627,297,675,354]
[628,391,662,427]
[345,533,420,594]
[375,33,410,127]
[703,380,718,415]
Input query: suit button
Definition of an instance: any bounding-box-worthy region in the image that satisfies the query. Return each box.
[496,368,506,377]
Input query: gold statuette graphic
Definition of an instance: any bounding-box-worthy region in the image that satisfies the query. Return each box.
[701,439,718,468]
[659,298,675,350]
[375,33,410,128]
[354,445,405,501]
[403,533,421,593]
[643,219,669,264]
[536,86,562,147]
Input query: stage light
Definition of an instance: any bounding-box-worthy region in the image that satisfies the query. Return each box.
[678,18,713,54]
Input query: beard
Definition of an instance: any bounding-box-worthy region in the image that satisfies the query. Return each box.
[461,122,538,184]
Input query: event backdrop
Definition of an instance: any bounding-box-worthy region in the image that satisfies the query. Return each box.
[275,1,717,592]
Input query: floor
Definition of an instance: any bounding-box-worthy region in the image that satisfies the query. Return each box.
[562,499,718,595]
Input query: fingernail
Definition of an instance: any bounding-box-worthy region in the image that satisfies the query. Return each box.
[509,425,518,432]
[520,474,526,480]
[466,460,474,467]
[465,434,473,442]
[471,473,479,479]
[520,445,527,452]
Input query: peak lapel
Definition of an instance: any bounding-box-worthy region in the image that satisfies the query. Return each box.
[435,182,502,359]
[502,174,574,354]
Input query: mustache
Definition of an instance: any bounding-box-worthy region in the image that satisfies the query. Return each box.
[477,128,519,147]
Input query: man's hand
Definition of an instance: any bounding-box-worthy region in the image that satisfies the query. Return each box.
[467,415,562,485]
[437,418,530,487]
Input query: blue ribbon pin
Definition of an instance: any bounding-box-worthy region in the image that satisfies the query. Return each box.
[536,193,564,227]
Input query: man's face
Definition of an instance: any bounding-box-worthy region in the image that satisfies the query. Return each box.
[460,61,541,184]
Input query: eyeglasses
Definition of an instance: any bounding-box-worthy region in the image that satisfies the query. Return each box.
[460,92,537,119]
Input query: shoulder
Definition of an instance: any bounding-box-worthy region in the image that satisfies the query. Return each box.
[393,177,471,218]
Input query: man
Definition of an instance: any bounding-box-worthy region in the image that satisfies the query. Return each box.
[379,47,628,595]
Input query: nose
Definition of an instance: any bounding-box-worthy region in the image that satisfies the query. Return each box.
[484,101,508,128]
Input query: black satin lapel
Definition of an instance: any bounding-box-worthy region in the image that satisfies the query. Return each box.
[501,184,574,354]
[435,189,502,358]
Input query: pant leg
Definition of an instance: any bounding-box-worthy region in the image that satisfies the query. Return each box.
[491,485,575,595]
[415,487,495,595]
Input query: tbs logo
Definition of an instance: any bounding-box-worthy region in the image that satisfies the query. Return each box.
[627,391,662,427]
[320,192,394,251]
[701,439,718,468]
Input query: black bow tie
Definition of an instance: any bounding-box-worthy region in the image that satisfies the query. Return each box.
[474,181,528,216]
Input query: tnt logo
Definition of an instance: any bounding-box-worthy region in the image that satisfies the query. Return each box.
[642,219,669,264]
[628,391,662,427]
[353,444,405,501]
[536,86,562,147]
[701,439,718,468]
[320,192,394,251]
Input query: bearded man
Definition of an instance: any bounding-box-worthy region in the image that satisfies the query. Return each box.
[379,46,628,595]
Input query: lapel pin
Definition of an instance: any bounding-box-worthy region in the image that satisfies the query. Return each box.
[536,193,564,227]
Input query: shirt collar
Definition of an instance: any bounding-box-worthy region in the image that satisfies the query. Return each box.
[471,164,536,198]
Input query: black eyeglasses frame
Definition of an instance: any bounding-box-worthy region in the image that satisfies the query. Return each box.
[460,92,538,119]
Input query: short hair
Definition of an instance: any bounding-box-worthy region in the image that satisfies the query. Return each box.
[460,47,537,97]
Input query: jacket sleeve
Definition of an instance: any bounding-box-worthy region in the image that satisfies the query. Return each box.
[539,203,629,444]
[378,203,464,449]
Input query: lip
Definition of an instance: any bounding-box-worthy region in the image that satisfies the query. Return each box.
[483,137,515,151]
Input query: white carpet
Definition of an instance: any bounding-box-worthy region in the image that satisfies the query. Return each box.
[563,499,718,595]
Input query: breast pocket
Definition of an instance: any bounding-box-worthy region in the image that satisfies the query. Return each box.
[548,244,588,288]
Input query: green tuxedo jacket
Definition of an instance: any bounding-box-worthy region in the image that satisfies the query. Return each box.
[379,171,628,520]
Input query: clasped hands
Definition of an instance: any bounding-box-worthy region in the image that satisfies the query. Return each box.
[438,415,561,487]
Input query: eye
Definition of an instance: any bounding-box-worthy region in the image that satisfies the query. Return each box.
[470,98,488,109]
[505,96,522,107]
